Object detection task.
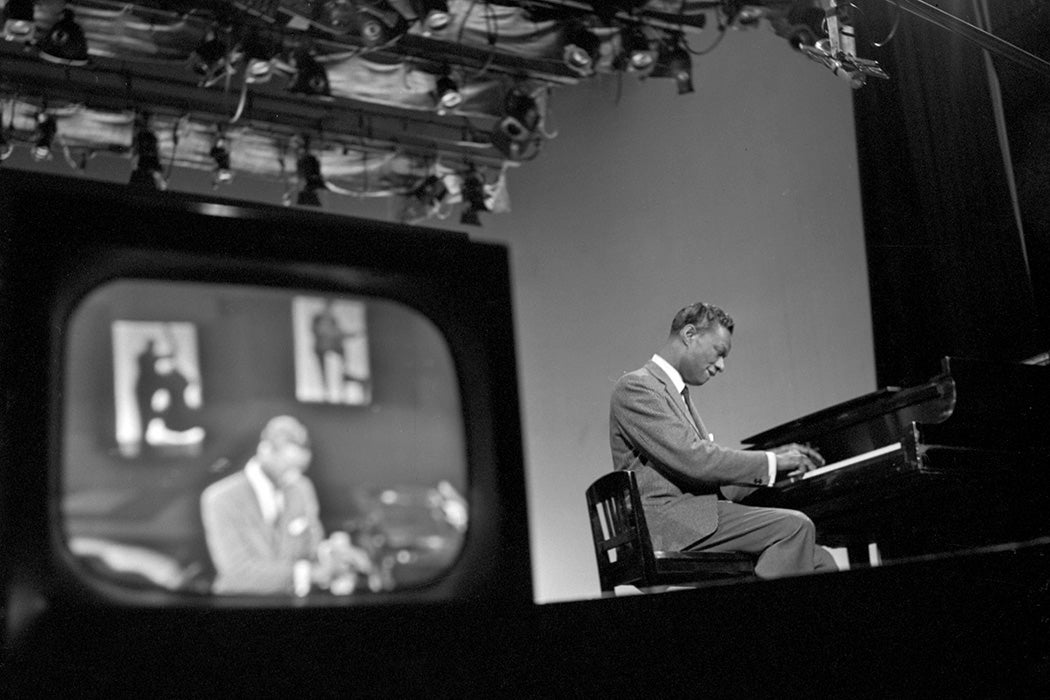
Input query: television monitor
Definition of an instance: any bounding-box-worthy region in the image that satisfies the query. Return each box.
[2,170,1048,695]
[0,170,533,690]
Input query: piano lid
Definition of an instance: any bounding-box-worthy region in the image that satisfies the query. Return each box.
[742,374,952,449]
[743,356,1050,452]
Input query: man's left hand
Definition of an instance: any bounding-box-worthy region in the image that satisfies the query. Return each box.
[771,443,825,476]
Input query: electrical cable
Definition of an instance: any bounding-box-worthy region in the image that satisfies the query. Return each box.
[165,115,179,182]
[230,73,250,123]
[456,0,481,45]
[684,12,725,56]
[873,0,901,47]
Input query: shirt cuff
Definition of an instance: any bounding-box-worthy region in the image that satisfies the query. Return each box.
[765,452,777,485]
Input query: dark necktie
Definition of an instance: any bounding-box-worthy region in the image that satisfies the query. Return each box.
[681,387,712,440]
[681,387,698,430]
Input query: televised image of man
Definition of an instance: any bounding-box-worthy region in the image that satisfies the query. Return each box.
[609,302,839,578]
[201,415,369,595]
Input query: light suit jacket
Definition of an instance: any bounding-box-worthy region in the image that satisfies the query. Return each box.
[609,360,770,550]
[201,468,324,594]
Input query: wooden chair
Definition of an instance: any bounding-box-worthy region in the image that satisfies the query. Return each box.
[586,470,756,596]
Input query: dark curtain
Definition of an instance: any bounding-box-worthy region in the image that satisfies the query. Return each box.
[989,0,1050,354]
[853,0,1049,387]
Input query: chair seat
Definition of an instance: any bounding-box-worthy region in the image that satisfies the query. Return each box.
[653,550,756,579]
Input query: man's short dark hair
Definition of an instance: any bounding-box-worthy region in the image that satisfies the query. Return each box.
[670,303,734,335]
[260,415,310,448]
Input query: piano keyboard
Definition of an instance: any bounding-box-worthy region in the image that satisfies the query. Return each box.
[777,442,903,485]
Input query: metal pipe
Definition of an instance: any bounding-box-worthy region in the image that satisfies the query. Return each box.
[884,0,1050,78]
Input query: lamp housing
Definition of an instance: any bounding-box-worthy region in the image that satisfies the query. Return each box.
[3,0,35,42]
[435,74,462,113]
[210,138,233,184]
[498,90,540,142]
[459,171,487,226]
[1,130,14,162]
[240,31,280,83]
[295,151,326,206]
[618,25,655,73]
[353,2,408,48]
[38,9,89,66]
[191,30,229,77]
[412,0,450,33]
[288,49,330,96]
[665,43,694,95]
[32,113,57,161]
[563,24,601,76]
[130,122,166,190]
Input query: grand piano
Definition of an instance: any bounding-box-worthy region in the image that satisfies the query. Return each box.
[741,356,1050,564]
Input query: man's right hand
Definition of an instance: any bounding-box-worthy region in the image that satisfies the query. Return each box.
[772,443,824,478]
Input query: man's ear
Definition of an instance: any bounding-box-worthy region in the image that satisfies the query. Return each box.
[680,323,697,343]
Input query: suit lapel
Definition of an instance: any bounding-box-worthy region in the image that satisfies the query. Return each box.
[644,361,707,440]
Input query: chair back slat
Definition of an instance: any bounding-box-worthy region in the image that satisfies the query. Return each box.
[595,531,635,553]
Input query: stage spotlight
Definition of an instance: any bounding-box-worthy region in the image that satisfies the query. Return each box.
[129,117,167,191]
[411,0,451,34]
[664,41,694,95]
[295,150,326,207]
[32,112,56,161]
[459,170,487,226]
[0,131,13,162]
[353,1,408,48]
[3,0,35,43]
[411,173,448,212]
[210,135,233,185]
[618,24,655,73]
[246,59,273,82]
[498,88,540,142]
[784,3,827,51]
[191,29,229,77]
[38,9,89,66]
[435,75,461,111]
[489,126,539,161]
[400,171,449,223]
[563,23,601,76]
[491,88,541,159]
[434,66,461,113]
[358,13,387,46]
[287,48,330,96]
[241,31,280,83]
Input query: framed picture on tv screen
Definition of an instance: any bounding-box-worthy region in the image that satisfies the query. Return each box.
[112,320,205,458]
[292,295,371,405]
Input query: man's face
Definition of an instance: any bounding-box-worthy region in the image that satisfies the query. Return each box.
[681,323,732,386]
[259,436,312,487]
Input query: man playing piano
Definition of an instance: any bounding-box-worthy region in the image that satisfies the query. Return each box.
[609,302,839,578]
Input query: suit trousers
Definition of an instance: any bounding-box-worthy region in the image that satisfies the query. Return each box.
[684,501,839,578]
